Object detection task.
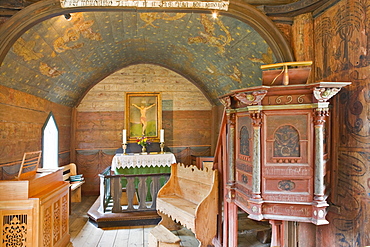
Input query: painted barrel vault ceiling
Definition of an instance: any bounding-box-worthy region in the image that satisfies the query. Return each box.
[0,10,277,107]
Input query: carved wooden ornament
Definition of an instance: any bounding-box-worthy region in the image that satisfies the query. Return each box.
[225,80,350,225]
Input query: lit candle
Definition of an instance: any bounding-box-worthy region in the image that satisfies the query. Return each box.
[122,129,127,144]
[160,129,164,143]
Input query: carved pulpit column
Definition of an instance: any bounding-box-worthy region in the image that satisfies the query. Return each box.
[220,95,237,202]
[247,110,264,220]
[313,107,329,202]
[226,111,236,202]
[250,111,262,200]
[311,86,343,224]
[233,90,266,220]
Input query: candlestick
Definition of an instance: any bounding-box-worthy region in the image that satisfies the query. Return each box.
[122,143,127,155]
[160,142,165,154]
[160,129,164,143]
[122,129,127,144]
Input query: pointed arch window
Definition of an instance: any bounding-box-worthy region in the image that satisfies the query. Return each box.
[42,113,58,168]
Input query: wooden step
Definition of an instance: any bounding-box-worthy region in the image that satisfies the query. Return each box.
[87,196,161,228]
[148,225,180,247]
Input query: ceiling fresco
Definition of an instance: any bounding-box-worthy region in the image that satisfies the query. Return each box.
[0,11,276,106]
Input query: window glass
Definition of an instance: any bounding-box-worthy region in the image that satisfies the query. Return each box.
[42,113,58,168]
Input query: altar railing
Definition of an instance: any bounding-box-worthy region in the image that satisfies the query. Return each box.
[98,166,170,213]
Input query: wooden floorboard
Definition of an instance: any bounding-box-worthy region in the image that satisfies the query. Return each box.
[68,196,271,247]
[112,228,130,247]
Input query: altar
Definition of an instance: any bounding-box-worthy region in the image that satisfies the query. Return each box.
[111,153,176,201]
[111,152,176,171]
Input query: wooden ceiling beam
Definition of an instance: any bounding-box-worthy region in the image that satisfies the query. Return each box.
[0,9,20,17]
[258,0,341,17]
[240,0,298,5]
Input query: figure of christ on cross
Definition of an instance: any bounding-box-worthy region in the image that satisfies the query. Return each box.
[132,103,156,135]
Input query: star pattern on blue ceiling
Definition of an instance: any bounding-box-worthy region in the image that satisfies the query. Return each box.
[0,11,276,106]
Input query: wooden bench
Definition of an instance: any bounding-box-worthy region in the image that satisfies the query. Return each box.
[238,213,271,243]
[148,224,180,247]
[62,163,85,203]
[156,163,218,247]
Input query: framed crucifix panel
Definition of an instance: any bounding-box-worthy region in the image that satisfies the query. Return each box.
[125,92,162,142]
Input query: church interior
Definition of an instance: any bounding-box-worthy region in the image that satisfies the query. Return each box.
[0,0,369,246]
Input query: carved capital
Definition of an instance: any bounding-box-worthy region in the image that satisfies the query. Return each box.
[313,108,329,126]
[234,90,267,106]
[250,111,262,127]
[219,96,232,108]
[227,112,236,126]
[313,87,341,102]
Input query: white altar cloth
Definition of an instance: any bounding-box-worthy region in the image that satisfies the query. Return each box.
[111,153,176,170]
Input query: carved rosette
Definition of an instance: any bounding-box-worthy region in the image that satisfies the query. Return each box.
[248,202,263,221]
[311,204,329,225]
[313,87,341,102]
[234,90,267,105]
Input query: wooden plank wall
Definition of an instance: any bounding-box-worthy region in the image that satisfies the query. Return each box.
[74,111,212,150]
[313,1,370,245]
[74,64,215,195]
[287,1,370,246]
[74,109,213,195]
[0,85,72,179]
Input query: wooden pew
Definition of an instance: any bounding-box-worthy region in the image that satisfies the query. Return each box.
[62,163,85,202]
[156,163,218,247]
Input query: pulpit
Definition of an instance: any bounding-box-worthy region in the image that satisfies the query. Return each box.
[220,72,350,244]
[221,81,350,222]
[0,169,70,247]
